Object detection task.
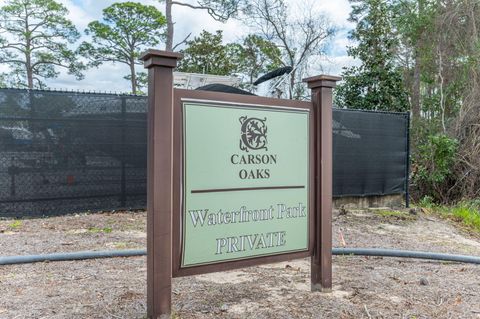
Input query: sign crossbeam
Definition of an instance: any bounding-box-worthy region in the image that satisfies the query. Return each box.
[191,185,305,193]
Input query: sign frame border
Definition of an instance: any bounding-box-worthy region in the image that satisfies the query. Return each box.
[179,100,310,268]
[172,88,315,278]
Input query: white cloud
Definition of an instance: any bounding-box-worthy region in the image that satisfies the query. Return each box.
[306,0,353,28]
[318,55,360,77]
[47,63,132,92]
[56,0,94,31]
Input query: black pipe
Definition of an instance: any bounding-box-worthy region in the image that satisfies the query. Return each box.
[333,248,480,264]
[1,248,480,266]
[0,249,145,265]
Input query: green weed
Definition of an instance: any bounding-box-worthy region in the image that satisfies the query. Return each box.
[419,196,436,209]
[113,242,128,249]
[8,220,22,229]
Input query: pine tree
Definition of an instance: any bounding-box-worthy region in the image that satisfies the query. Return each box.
[0,0,84,89]
[335,0,409,112]
[79,2,166,94]
[177,30,242,76]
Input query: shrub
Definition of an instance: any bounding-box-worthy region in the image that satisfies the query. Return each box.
[412,134,458,203]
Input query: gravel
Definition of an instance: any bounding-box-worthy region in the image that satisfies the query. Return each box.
[1,209,479,318]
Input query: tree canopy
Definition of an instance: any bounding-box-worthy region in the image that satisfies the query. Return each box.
[0,0,84,88]
[238,34,283,89]
[335,0,409,112]
[79,2,167,94]
[177,30,283,93]
[177,30,242,76]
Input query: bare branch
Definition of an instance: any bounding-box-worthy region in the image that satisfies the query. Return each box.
[0,59,26,65]
[171,1,210,11]
[172,32,192,51]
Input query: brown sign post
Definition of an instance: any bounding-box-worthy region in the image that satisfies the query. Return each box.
[141,49,183,318]
[304,75,341,292]
[141,49,340,318]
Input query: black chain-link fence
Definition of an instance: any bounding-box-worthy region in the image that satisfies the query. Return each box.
[332,108,409,199]
[0,88,409,217]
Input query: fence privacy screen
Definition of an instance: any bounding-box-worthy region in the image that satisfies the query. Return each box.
[0,89,409,217]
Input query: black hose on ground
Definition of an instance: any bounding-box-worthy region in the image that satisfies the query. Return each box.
[1,248,480,266]
[0,249,145,265]
[333,248,480,264]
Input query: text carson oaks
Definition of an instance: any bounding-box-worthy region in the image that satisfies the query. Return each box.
[230,153,277,179]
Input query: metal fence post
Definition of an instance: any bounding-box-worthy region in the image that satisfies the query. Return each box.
[140,49,182,319]
[405,112,411,208]
[303,75,341,292]
[9,156,16,197]
[120,96,127,208]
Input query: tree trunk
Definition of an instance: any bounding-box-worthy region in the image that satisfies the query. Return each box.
[468,0,478,49]
[25,18,33,89]
[411,0,424,120]
[165,0,174,51]
[412,54,421,119]
[26,53,33,89]
[130,61,137,94]
[289,72,295,100]
[438,48,446,133]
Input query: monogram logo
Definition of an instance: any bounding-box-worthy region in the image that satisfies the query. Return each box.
[239,116,268,152]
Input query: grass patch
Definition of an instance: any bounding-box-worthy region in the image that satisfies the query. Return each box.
[106,241,141,249]
[374,210,416,220]
[118,219,145,232]
[87,226,113,234]
[450,204,480,232]
[418,198,480,233]
[8,220,22,229]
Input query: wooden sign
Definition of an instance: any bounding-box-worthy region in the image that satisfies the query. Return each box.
[173,92,314,276]
[140,49,340,318]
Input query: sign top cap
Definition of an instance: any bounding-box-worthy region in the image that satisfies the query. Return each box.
[303,75,342,89]
[140,49,183,68]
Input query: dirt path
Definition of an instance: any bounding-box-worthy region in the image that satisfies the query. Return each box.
[1,209,479,318]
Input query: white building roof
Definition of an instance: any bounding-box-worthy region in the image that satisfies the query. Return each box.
[173,72,240,90]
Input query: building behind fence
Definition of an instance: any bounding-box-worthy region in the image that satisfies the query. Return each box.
[0,88,409,217]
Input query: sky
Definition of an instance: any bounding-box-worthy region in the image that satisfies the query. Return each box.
[1,0,358,92]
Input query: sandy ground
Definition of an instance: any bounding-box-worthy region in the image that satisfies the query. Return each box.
[1,209,480,319]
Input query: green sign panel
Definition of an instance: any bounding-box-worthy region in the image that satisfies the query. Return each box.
[182,101,309,267]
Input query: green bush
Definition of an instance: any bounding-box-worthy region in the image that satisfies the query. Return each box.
[413,134,458,203]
